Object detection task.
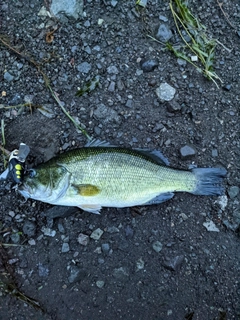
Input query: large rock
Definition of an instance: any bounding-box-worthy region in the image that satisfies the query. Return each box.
[50,0,84,20]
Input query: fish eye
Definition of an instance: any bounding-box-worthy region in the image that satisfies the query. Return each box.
[28,169,36,178]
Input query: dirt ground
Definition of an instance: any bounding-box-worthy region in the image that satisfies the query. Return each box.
[0,1,239,319]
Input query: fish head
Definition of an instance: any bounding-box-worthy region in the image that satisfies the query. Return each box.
[18,164,70,204]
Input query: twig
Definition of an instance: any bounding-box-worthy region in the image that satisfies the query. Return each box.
[216,0,237,30]
[0,37,91,140]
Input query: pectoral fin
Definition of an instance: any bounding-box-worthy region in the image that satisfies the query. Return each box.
[78,204,102,214]
[72,184,100,196]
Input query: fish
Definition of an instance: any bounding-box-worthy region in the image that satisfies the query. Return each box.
[18,140,227,214]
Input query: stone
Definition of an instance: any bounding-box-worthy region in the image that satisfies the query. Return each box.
[163,255,184,271]
[22,221,36,237]
[140,59,159,72]
[62,243,70,253]
[94,104,121,124]
[96,280,105,288]
[228,186,239,199]
[4,72,14,82]
[78,233,90,246]
[156,83,176,102]
[90,228,104,240]
[156,24,173,42]
[77,62,92,74]
[50,0,83,20]
[152,241,163,253]
[203,220,220,232]
[167,100,182,112]
[113,267,129,280]
[180,145,196,159]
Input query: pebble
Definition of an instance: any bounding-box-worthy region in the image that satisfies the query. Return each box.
[108,81,116,92]
[216,195,228,210]
[167,100,182,113]
[107,226,119,233]
[10,233,20,244]
[156,24,173,42]
[77,62,92,73]
[50,0,83,20]
[22,221,36,237]
[96,280,105,288]
[223,84,232,91]
[41,227,56,237]
[101,243,110,254]
[38,263,49,277]
[203,220,220,232]
[156,83,176,102]
[90,228,104,240]
[107,65,119,74]
[152,241,163,253]
[159,15,168,22]
[113,267,129,280]
[180,145,196,159]
[140,59,159,72]
[68,266,87,283]
[227,186,239,199]
[78,233,90,246]
[212,149,218,157]
[125,99,133,108]
[62,243,70,253]
[136,258,145,271]
[4,72,14,82]
[163,255,184,271]
[94,104,121,123]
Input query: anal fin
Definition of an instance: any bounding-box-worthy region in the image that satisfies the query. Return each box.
[142,192,174,206]
[78,204,102,214]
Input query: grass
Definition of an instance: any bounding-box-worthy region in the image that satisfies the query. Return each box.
[167,0,223,87]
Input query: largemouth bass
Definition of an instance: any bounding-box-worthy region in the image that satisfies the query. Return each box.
[18,141,226,214]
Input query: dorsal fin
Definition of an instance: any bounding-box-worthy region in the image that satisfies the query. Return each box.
[134,149,169,166]
[85,139,116,148]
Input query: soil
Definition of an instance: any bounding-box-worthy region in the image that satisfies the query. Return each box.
[0,1,239,320]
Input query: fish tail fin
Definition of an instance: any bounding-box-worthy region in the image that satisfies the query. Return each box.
[191,168,227,196]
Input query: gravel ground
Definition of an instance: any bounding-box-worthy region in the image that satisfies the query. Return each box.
[0,1,239,319]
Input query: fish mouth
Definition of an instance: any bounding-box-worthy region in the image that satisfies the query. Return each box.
[18,184,32,199]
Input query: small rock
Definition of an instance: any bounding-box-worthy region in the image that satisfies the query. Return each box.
[107,65,119,74]
[140,59,159,72]
[152,241,163,253]
[28,239,36,246]
[227,186,239,199]
[156,83,176,102]
[125,225,134,239]
[96,280,105,288]
[68,266,87,283]
[212,149,218,157]
[216,195,228,210]
[41,227,56,237]
[94,103,121,124]
[125,99,133,108]
[101,243,110,254]
[107,226,119,233]
[113,267,129,280]
[77,62,92,74]
[203,220,220,232]
[108,81,116,92]
[38,263,49,277]
[4,72,14,82]
[177,58,187,66]
[90,228,104,240]
[163,255,184,271]
[159,15,168,22]
[136,258,144,271]
[180,145,196,159]
[50,0,83,20]
[78,233,90,246]
[223,84,232,91]
[62,243,70,253]
[167,100,182,113]
[156,24,173,42]
[10,233,20,244]
[23,221,36,237]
